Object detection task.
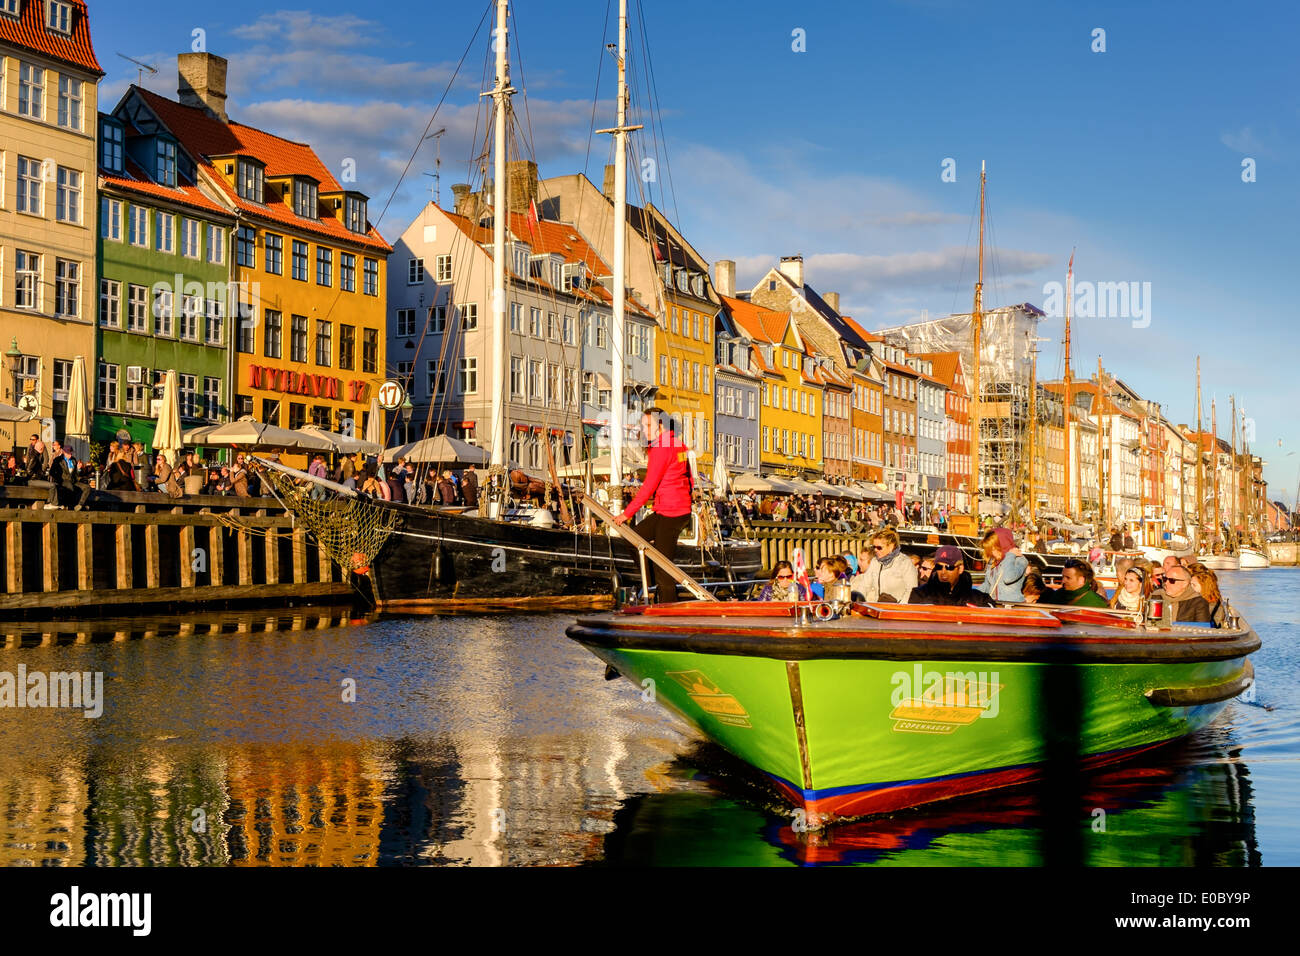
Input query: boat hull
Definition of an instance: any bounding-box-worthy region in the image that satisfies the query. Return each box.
[1237,547,1270,569]
[367,503,763,607]
[568,609,1258,824]
[1198,553,1240,571]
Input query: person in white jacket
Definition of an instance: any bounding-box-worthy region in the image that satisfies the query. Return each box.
[850,528,917,603]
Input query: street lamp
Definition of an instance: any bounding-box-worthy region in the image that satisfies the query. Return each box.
[5,338,22,400]
[400,394,413,444]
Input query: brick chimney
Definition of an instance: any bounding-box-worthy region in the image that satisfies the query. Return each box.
[714,259,735,298]
[823,291,840,313]
[602,164,616,199]
[178,52,228,122]
[778,255,804,288]
[507,160,538,215]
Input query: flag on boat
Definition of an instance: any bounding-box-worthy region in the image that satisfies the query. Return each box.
[790,547,812,601]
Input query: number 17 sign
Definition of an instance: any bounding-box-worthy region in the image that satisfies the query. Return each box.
[376,379,405,410]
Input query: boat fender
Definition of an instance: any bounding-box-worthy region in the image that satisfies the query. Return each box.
[603,664,621,681]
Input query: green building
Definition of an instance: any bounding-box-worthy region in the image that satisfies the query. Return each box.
[93,109,237,448]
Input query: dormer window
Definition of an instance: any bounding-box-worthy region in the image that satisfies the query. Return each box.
[511,243,529,277]
[1,1,21,19]
[46,1,71,33]
[690,273,704,297]
[156,140,177,187]
[99,118,124,173]
[237,158,265,203]
[293,178,318,220]
[344,195,367,233]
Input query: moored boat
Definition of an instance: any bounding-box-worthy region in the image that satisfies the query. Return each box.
[1237,546,1270,569]
[1198,553,1240,571]
[567,600,1258,826]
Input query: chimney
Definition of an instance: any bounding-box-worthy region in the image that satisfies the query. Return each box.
[714,260,736,298]
[507,159,539,215]
[778,255,804,288]
[602,164,616,199]
[823,291,840,313]
[450,183,471,214]
[177,52,228,122]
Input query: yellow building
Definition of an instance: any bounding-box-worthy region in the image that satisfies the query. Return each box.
[0,0,102,450]
[722,295,823,477]
[118,54,390,458]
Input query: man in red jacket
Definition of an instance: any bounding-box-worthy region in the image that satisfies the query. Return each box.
[611,406,694,603]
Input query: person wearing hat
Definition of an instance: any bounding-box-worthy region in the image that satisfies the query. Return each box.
[908,545,993,607]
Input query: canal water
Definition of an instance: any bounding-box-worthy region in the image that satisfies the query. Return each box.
[0,570,1295,866]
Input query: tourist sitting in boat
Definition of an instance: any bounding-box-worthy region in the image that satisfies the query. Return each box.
[1041,558,1109,607]
[758,561,801,601]
[907,546,993,607]
[1021,568,1047,603]
[917,555,935,587]
[1109,565,1149,613]
[1148,566,1214,624]
[1191,567,1227,626]
[849,528,917,603]
[809,557,841,600]
[975,527,1029,603]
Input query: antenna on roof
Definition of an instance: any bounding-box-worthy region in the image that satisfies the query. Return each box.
[116,53,158,87]
[422,127,448,206]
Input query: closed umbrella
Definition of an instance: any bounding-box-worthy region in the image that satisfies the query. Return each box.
[712,454,730,499]
[152,369,184,466]
[364,396,384,449]
[65,355,88,438]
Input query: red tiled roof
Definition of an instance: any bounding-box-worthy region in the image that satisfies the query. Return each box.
[911,351,965,395]
[0,0,102,75]
[132,87,390,253]
[440,204,653,318]
[841,316,880,342]
[720,294,790,345]
[100,157,232,217]
[748,344,779,376]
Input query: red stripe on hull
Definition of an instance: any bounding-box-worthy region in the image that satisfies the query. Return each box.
[773,740,1176,825]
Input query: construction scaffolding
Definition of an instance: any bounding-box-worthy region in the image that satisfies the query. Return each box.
[875,304,1045,517]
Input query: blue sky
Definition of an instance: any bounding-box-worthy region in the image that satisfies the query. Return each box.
[90,0,1300,499]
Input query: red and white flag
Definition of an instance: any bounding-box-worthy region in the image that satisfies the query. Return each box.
[790,547,812,601]
[527,198,540,240]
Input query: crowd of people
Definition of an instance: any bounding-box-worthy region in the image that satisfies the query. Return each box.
[756,527,1231,627]
[738,494,941,531]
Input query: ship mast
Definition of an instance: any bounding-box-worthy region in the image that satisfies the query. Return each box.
[596,0,641,509]
[1230,394,1238,549]
[969,162,985,523]
[1063,250,1073,521]
[1027,338,1037,525]
[1195,357,1204,554]
[1097,357,1106,537]
[487,0,514,514]
[1211,397,1221,552]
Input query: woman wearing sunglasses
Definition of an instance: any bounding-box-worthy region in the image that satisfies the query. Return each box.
[849,528,917,604]
[975,527,1029,603]
[758,561,801,602]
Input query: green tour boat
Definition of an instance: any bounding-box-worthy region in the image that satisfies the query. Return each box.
[567,601,1259,827]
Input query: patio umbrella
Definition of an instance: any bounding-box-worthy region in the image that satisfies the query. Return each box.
[189,415,333,451]
[64,355,88,438]
[181,422,222,443]
[364,396,384,449]
[731,473,796,494]
[383,433,491,466]
[783,476,822,495]
[0,402,33,422]
[555,446,646,478]
[151,369,184,466]
[712,454,730,499]
[294,424,381,455]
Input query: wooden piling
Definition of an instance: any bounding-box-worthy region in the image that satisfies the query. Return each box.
[6,521,22,593]
[179,526,197,589]
[42,524,58,592]
[76,524,93,591]
[115,524,133,589]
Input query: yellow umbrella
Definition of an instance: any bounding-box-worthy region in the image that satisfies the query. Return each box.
[152,369,184,466]
[65,355,88,437]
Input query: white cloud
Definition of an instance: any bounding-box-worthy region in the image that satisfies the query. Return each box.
[1219,126,1270,157]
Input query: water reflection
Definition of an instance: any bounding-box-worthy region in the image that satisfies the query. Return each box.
[0,570,1294,866]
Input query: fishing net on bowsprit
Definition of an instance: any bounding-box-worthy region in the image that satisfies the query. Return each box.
[261,468,400,575]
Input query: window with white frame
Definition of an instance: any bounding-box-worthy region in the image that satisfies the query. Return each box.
[99,279,121,328]
[396,309,415,337]
[459,358,477,394]
[179,294,200,340]
[47,1,71,33]
[408,257,424,284]
[316,320,332,366]
[54,259,79,317]
[426,359,446,396]
[98,362,119,412]
[206,223,225,264]
[345,196,367,233]
[435,254,452,281]
[363,258,378,296]
[177,373,197,418]
[510,356,524,398]
[430,305,446,334]
[100,198,122,240]
[17,156,42,215]
[56,74,82,130]
[595,314,608,349]
[528,360,543,402]
[0,0,21,17]
[14,250,39,309]
[205,299,223,344]
[181,218,200,257]
[293,179,318,219]
[237,159,264,203]
[529,307,542,337]
[156,140,177,187]
[204,377,221,420]
[126,284,147,332]
[461,303,478,331]
[510,302,522,332]
[153,287,174,336]
[290,315,308,363]
[155,213,174,253]
[18,63,43,118]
